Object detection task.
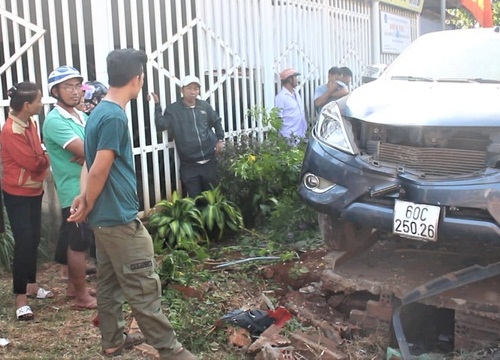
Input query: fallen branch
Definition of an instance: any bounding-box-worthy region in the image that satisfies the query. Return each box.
[213,256,281,269]
[289,331,347,360]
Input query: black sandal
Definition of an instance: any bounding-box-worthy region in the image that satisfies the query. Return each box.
[103,332,145,357]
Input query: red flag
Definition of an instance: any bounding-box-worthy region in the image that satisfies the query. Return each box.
[461,0,494,27]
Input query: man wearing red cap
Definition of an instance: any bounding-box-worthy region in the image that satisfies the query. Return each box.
[274,68,307,143]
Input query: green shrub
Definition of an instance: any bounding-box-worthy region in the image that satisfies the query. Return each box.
[147,187,244,252]
[194,186,244,240]
[268,191,319,242]
[218,106,309,231]
[147,191,207,251]
[0,209,14,270]
[156,249,205,284]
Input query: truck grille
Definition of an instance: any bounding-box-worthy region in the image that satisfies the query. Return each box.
[378,143,486,177]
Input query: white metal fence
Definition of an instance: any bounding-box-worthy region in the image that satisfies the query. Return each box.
[0,0,417,214]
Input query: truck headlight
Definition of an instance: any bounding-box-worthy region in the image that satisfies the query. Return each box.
[315,102,355,154]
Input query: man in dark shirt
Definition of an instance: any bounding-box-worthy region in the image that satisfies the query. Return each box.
[150,75,225,197]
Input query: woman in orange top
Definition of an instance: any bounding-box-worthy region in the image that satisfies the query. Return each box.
[0,82,51,321]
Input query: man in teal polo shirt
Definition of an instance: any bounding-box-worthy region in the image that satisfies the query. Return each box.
[42,65,96,310]
[68,49,197,359]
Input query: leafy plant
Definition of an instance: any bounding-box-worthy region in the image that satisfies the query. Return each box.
[147,191,207,251]
[156,249,205,284]
[268,191,318,243]
[218,105,308,230]
[0,207,14,270]
[194,186,244,240]
[288,264,310,280]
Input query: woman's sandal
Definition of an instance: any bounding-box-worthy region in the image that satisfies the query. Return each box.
[103,332,145,357]
[16,305,34,321]
[28,288,54,299]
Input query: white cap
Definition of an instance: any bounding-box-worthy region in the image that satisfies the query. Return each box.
[180,75,201,87]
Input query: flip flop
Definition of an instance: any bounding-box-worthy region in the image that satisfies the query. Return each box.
[71,300,97,310]
[103,332,146,357]
[32,288,54,299]
[66,288,96,299]
[16,305,34,321]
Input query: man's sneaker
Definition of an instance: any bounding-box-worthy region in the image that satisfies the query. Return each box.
[170,348,198,360]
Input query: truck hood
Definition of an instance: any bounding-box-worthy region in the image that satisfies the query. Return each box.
[343,80,500,127]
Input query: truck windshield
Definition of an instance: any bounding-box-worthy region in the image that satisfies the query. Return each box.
[384,29,500,82]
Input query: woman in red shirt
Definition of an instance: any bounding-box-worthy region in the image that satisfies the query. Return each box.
[1,82,52,321]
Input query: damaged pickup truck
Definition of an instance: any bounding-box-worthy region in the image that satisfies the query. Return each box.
[299,27,500,254]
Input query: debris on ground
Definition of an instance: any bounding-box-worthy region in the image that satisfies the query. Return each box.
[221,308,276,335]
[221,305,292,334]
[4,236,500,359]
[0,338,10,347]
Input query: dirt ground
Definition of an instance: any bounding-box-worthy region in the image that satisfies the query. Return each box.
[2,236,497,359]
[1,246,364,360]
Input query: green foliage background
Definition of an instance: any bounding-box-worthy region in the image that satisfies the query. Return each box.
[217,106,317,240]
[447,0,500,28]
[0,211,14,271]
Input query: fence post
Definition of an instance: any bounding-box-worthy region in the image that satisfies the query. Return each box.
[260,0,276,141]
[371,0,381,65]
[90,0,115,82]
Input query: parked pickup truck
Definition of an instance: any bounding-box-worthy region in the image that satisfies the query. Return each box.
[299,27,500,253]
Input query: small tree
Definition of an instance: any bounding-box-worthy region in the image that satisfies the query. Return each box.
[218,106,317,239]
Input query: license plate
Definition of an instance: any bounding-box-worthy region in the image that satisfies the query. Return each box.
[393,200,441,241]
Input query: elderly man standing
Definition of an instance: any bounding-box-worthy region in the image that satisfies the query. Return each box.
[42,65,96,310]
[151,75,224,197]
[274,68,307,142]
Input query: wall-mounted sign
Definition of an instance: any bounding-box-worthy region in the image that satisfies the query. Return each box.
[380,11,412,55]
[379,0,425,13]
